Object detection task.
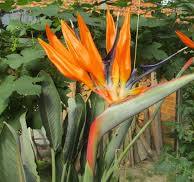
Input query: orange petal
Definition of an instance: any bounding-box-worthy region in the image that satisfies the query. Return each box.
[114,12,131,86]
[77,14,105,85]
[106,9,116,53]
[106,10,119,87]
[176,30,194,49]
[111,59,119,87]
[61,20,105,85]
[45,25,78,66]
[94,89,113,103]
[38,38,94,89]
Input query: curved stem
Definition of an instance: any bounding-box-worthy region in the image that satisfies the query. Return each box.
[51,148,56,182]
[141,47,188,68]
[133,0,141,69]
[61,164,67,182]
[83,162,94,182]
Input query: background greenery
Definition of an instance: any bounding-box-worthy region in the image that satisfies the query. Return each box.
[0,0,194,181]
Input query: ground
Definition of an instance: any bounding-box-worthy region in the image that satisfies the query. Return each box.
[119,160,167,182]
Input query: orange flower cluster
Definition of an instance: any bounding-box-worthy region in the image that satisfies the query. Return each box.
[38,11,147,104]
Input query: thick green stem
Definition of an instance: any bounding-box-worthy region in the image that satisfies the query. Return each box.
[51,148,56,182]
[61,163,67,182]
[176,89,182,157]
[83,162,93,182]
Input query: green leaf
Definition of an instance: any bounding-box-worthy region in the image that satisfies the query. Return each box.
[4,54,22,69]
[6,20,28,35]
[104,118,133,168]
[176,175,189,182]
[0,75,42,115]
[3,48,45,69]
[0,76,15,114]
[29,4,59,17]
[58,12,76,22]
[78,12,104,28]
[66,164,79,182]
[14,76,43,95]
[31,17,52,31]
[17,38,36,48]
[57,96,85,181]
[41,5,59,17]
[143,42,168,60]
[75,94,87,151]
[0,122,26,182]
[17,0,41,5]
[0,0,14,11]
[30,110,43,129]
[88,93,106,123]
[63,97,83,162]
[19,113,40,182]
[131,16,168,30]
[39,71,63,151]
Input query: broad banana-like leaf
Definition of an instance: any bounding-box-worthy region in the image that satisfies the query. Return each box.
[87,93,106,178]
[66,164,79,182]
[104,117,133,168]
[19,113,40,182]
[0,122,26,182]
[88,93,106,123]
[86,73,194,172]
[58,95,86,181]
[63,97,83,162]
[39,71,63,151]
[75,94,87,155]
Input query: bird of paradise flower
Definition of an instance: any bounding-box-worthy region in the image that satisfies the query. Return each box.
[38,11,189,105]
[38,10,192,178]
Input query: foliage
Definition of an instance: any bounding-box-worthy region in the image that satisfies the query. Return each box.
[156,71,194,181]
[155,147,194,181]
[0,0,194,181]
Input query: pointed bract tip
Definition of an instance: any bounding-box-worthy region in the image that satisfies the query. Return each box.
[60,19,65,26]
[37,38,44,44]
[45,24,53,37]
[176,30,194,49]
[77,13,84,24]
[77,13,81,18]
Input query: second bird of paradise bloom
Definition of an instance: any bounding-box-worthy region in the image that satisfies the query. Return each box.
[176,30,194,49]
[38,10,149,104]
